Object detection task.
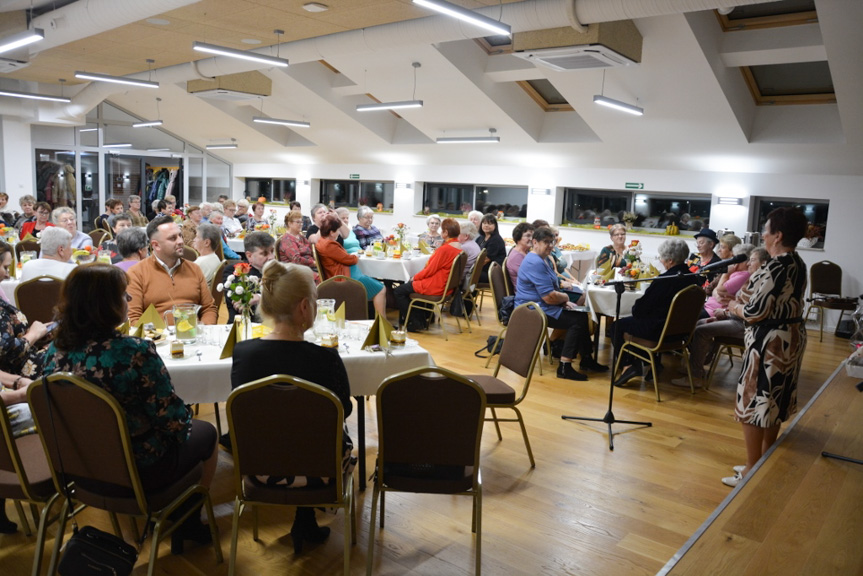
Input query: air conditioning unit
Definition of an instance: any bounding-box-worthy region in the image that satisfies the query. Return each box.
[190,89,264,102]
[0,58,30,73]
[513,44,637,71]
[187,71,271,101]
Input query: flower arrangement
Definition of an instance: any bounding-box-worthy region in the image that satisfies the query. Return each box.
[72,245,98,264]
[392,222,409,242]
[216,262,260,320]
[267,208,278,229]
[622,212,637,226]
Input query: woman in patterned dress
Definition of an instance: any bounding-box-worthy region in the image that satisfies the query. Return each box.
[722,207,809,488]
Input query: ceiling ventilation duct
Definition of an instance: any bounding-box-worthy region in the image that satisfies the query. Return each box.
[512,20,642,70]
[187,71,272,102]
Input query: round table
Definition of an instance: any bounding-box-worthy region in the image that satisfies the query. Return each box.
[356,253,430,282]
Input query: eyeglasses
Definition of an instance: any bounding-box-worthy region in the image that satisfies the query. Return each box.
[611,233,626,237]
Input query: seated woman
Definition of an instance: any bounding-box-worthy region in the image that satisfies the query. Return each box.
[100,212,133,263]
[505,222,535,289]
[43,264,219,555]
[18,201,53,240]
[515,227,606,381]
[703,243,754,318]
[278,210,320,283]
[114,227,150,273]
[0,368,37,533]
[245,201,266,231]
[595,223,627,270]
[672,247,770,387]
[476,213,506,284]
[613,238,703,387]
[0,241,49,379]
[703,233,742,295]
[191,224,224,286]
[686,228,721,286]
[53,206,92,250]
[181,205,202,247]
[230,261,354,554]
[352,205,383,250]
[417,214,444,250]
[549,226,575,281]
[394,218,462,331]
[316,213,386,316]
[335,207,361,254]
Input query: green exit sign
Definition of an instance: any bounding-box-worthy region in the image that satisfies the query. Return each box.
[625,182,644,190]
[349,174,360,179]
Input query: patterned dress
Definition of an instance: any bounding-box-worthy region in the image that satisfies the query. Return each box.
[0,299,46,378]
[735,251,807,427]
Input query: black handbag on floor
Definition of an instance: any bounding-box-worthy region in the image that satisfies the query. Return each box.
[58,526,138,576]
[475,335,504,358]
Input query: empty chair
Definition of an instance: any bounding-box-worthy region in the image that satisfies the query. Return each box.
[317,275,369,320]
[14,276,63,324]
[227,375,355,576]
[367,367,485,575]
[465,302,547,467]
[804,260,856,342]
[405,251,469,340]
[88,229,108,246]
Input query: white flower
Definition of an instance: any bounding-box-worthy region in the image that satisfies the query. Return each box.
[235,286,244,295]
[249,276,260,284]
[216,283,224,292]
[226,274,235,283]
[226,290,232,298]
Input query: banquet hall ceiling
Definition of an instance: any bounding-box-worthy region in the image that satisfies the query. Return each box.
[1,0,861,178]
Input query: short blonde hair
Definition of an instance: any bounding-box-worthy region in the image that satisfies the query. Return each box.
[223,200,237,210]
[284,210,303,225]
[260,261,316,326]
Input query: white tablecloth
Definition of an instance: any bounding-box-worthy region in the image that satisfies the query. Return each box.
[1,279,18,303]
[356,254,430,282]
[560,250,597,282]
[226,237,245,254]
[585,283,644,322]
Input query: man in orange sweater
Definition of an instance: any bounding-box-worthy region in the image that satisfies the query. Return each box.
[127,215,217,325]
[394,218,462,331]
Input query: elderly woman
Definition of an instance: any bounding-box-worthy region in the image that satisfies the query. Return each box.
[0,241,48,379]
[18,201,52,240]
[181,205,202,247]
[278,210,319,282]
[686,228,721,285]
[703,243,755,318]
[394,218,462,332]
[673,246,768,388]
[505,222,535,288]
[721,208,808,488]
[613,238,703,387]
[316,213,386,316]
[595,223,627,270]
[245,202,266,231]
[456,221,481,285]
[353,205,383,250]
[418,214,444,250]
[52,206,92,249]
[515,227,605,381]
[467,210,483,234]
[43,264,219,554]
[289,201,311,233]
[100,213,132,263]
[476,213,506,284]
[127,194,148,227]
[14,194,36,231]
[223,200,244,236]
[114,227,150,273]
[236,199,250,226]
[230,261,353,553]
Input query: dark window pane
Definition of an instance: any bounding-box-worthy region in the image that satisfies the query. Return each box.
[749,61,833,96]
[423,183,473,214]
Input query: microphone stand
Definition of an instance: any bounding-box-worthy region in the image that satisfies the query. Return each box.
[562,270,704,450]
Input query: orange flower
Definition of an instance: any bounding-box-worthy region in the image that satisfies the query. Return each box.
[234,262,251,275]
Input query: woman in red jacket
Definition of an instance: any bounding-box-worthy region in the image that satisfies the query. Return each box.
[394,218,462,331]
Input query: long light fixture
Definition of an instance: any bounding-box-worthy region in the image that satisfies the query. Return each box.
[79,127,98,132]
[413,0,511,36]
[0,28,44,55]
[593,95,643,116]
[253,116,310,128]
[206,139,238,150]
[437,128,499,144]
[75,71,159,89]
[0,88,70,103]
[718,196,743,206]
[193,41,288,67]
[134,97,163,128]
[357,62,424,112]
[104,143,133,148]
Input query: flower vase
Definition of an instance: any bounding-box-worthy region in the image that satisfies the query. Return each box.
[235,309,252,341]
[625,222,633,231]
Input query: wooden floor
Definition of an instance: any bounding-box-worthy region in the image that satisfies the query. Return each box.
[0,303,852,575]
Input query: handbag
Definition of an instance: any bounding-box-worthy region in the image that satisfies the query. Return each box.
[475,335,504,358]
[41,376,146,576]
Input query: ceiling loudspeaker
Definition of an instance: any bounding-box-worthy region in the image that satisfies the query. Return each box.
[187,71,272,101]
[512,20,642,71]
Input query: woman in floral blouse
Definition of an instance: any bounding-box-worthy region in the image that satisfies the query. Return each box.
[278,210,320,283]
[0,242,48,379]
[43,264,219,554]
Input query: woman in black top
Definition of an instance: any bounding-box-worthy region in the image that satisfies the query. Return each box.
[476,213,506,283]
[230,260,353,554]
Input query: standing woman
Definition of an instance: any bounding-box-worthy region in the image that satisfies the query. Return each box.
[476,213,506,284]
[722,207,809,488]
[595,223,627,270]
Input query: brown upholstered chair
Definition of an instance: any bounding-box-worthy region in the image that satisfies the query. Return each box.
[88,228,108,246]
[14,275,63,324]
[210,260,228,313]
[501,255,514,296]
[704,335,745,391]
[0,403,61,576]
[312,244,327,281]
[28,374,223,576]
[483,262,509,369]
[15,240,40,262]
[226,375,355,576]
[805,260,856,342]
[462,248,487,326]
[182,244,199,262]
[612,285,706,402]
[317,275,369,320]
[367,367,485,576]
[405,251,469,341]
[465,302,547,468]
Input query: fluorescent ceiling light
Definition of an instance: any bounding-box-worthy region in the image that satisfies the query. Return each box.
[206,143,238,150]
[79,127,98,132]
[0,28,44,55]
[132,120,163,128]
[593,95,643,116]
[147,148,172,152]
[0,88,70,103]
[193,41,288,67]
[436,136,500,144]
[718,196,743,205]
[104,143,133,148]
[253,116,310,128]
[75,71,159,89]
[356,99,423,112]
[303,2,329,12]
[413,0,511,36]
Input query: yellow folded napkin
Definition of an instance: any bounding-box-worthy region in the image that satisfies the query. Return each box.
[130,323,144,338]
[135,304,166,330]
[19,233,37,242]
[361,313,394,349]
[596,261,616,283]
[118,320,130,335]
[334,302,346,324]
[418,240,431,254]
[220,321,238,359]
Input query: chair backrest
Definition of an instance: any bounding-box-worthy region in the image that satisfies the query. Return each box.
[15,240,40,261]
[488,262,507,325]
[15,275,63,324]
[28,373,149,515]
[501,256,514,296]
[653,285,706,350]
[465,248,487,291]
[312,244,327,281]
[377,367,485,476]
[0,403,43,502]
[211,260,228,311]
[809,260,842,296]
[227,375,344,502]
[317,275,369,320]
[183,244,199,262]
[496,302,548,380]
[88,229,108,246]
[442,251,467,301]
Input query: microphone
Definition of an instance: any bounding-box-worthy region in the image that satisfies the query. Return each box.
[699,253,747,273]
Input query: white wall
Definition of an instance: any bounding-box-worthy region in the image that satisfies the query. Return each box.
[1,117,34,205]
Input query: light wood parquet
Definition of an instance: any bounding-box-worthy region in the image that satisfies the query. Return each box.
[0,303,853,575]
